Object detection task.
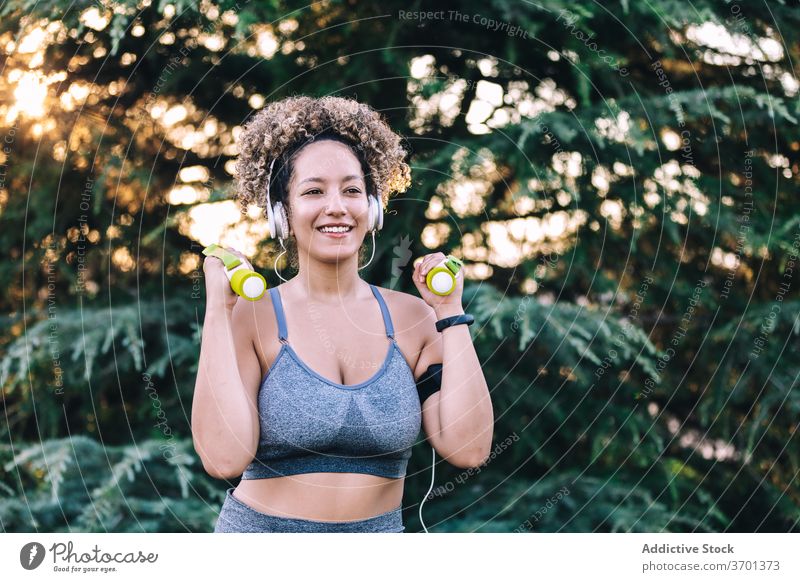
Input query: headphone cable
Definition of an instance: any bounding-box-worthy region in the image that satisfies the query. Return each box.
[419,446,435,533]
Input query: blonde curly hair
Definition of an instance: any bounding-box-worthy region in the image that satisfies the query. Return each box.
[233,95,412,269]
[236,95,410,211]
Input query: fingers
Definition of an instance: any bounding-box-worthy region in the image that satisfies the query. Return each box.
[202,253,224,272]
[413,256,429,284]
[417,252,446,282]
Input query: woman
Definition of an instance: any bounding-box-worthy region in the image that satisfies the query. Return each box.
[192,95,494,533]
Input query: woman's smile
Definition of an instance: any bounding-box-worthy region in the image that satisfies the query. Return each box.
[316,223,355,238]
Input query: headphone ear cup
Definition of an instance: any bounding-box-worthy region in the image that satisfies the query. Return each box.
[367,196,376,232]
[264,157,281,239]
[368,195,383,232]
[266,200,277,239]
[274,201,289,239]
[376,196,384,231]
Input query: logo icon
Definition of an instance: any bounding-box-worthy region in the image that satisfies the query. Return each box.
[20,542,46,570]
[389,235,412,289]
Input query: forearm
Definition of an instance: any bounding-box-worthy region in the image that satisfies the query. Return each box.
[435,306,494,465]
[191,307,257,478]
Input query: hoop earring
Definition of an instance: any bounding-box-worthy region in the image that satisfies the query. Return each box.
[357,230,377,271]
[273,237,289,283]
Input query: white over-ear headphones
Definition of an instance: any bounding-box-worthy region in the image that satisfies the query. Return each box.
[264,157,383,242]
[265,158,288,240]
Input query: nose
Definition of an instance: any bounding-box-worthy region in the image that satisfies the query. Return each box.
[324,190,348,214]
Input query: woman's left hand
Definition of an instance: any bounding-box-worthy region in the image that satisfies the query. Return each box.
[411,252,465,316]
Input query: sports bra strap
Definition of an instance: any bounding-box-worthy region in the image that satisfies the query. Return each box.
[269,287,289,343]
[369,285,395,339]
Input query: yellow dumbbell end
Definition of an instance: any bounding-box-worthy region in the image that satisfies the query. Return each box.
[425,254,464,296]
[427,267,456,295]
[231,269,267,301]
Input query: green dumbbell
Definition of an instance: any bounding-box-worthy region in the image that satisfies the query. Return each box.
[426,255,464,296]
[202,243,267,301]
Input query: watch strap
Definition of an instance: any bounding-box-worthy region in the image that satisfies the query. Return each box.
[435,313,475,333]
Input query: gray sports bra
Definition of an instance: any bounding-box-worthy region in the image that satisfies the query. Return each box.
[241,284,422,480]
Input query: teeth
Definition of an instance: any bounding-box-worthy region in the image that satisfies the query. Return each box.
[319,226,351,233]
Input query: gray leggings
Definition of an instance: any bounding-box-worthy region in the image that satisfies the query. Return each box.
[214,487,405,533]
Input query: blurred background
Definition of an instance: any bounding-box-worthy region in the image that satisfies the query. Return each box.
[1,0,799,532]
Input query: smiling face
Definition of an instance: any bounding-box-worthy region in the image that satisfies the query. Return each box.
[285,139,372,265]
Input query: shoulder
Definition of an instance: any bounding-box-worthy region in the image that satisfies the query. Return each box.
[372,286,437,328]
[231,288,274,324]
[230,289,280,349]
[230,289,281,379]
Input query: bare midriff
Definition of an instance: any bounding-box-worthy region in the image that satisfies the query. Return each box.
[232,473,405,521]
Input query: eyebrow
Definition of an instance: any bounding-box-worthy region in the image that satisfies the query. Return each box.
[297,175,363,186]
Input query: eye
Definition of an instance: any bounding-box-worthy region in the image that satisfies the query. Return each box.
[303,188,322,195]
[345,187,362,195]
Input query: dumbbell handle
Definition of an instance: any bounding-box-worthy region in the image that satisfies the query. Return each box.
[202,243,267,301]
[202,243,243,270]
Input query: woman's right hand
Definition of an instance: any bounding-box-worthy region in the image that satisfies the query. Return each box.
[202,246,255,313]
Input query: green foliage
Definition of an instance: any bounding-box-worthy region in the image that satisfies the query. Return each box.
[1,300,200,443]
[0,436,221,532]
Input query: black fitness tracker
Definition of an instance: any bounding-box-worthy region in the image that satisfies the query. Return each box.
[435,313,475,333]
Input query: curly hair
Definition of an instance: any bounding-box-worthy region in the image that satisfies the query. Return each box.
[234,95,412,269]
